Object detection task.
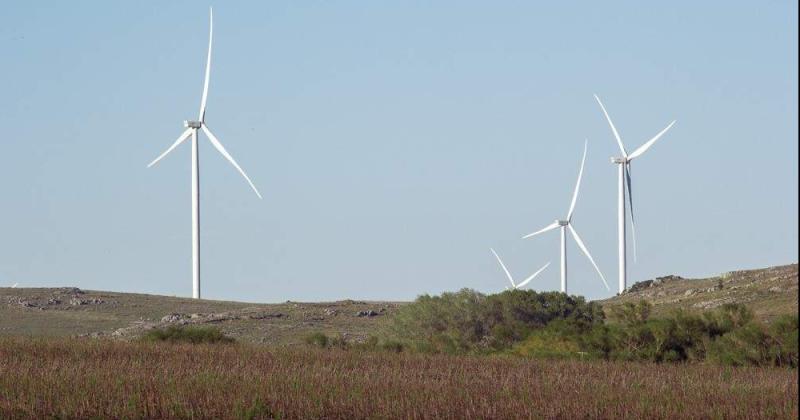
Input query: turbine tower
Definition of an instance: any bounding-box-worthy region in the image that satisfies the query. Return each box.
[490,248,550,291]
[522,140,609,294]
[594,95,675,295]
[147,8,262,299]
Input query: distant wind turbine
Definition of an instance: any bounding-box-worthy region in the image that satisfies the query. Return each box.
[490,248,550,291]
[147,8,262,299]
[11,283,18,288]
[522,140,609,294]
[594,94,675,294]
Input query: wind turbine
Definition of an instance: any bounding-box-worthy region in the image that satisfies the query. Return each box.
[522,140,609,294]
[490,248,550,291]
[147,8,262,299]
[594,94,675,294]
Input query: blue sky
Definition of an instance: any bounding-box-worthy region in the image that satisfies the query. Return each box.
[0,1,796,302]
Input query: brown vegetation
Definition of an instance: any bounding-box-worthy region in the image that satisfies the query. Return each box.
[0,337,796,419]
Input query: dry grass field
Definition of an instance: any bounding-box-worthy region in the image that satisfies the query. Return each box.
[0,337,796,419]
[0,264,796,418]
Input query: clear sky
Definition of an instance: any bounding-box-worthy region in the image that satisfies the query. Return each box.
[1,1,796,302]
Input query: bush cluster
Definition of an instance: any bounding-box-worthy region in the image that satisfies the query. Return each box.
[141,326,235,344]
[309,288,797,368]
[384,288,604,354]
[526,301,797,367]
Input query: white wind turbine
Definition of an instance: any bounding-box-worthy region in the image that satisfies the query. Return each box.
[522,140,609,294]
[490,248,550,291]
[147,8,262,299]
[594,95,675,294]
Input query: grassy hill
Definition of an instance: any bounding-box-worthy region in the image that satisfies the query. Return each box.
[1,263,796,344]
[0,287,401,345]
[599,263,798,323]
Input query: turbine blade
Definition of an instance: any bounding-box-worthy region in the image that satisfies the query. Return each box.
[198,7,213,122]
[516,262,551,289]
[567,224,610,291]
[147,128,193,168]
[490,248,516,288]
[201,125,263,199]
[567,139,588,221]
[626,163,638,263]
[628,120,675,160]
[522,221,560,239]
[594,94,627,157]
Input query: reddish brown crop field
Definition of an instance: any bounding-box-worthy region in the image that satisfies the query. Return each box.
[0,337,796,419]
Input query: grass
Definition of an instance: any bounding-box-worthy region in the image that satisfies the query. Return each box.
[0,337,796,419]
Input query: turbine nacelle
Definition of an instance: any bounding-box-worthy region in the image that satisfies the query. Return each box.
[595,94,676,293]
[521,140,609,292]
[147,8,262,299]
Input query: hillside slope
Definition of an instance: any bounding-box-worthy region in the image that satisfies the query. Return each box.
[2,264,796,344]
[0,287,400,345]
[599,263,798,322]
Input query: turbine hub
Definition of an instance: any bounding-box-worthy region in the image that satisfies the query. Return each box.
[611,156,627,164]
[184,120,202,129]
[556,220,569,226]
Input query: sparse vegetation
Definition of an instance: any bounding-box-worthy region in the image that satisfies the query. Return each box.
[0,287,400,345]
[600,263,798,323]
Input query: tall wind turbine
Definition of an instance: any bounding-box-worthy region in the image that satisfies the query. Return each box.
[490,248,550,291]
[594,95,675,294]
[147,8,262,299]
[522,140,609,294]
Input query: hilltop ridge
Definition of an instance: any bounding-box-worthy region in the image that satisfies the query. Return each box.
[0,287,400,345]
[600,263,797,322]
[1,263,796,344]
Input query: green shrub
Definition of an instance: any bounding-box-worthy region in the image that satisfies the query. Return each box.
[386,289,490,353]
[707,322,771,366]
[509,325,581,359]
[611,300,652,325]
[767,314,799,368]
[578,324,619,360]
[385,288,604,354]
[141,326,234,344]
[702,304,754,337]
[580,303,794,366]
[384,292,796,368]
[708,314,798,368]
[305,332,329,348]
